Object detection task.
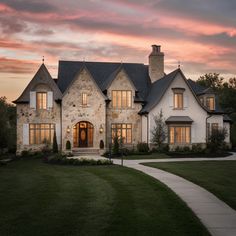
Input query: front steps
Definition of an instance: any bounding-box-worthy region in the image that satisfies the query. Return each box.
[72,148,100,156]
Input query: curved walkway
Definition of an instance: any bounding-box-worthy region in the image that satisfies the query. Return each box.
[113,153,236,236]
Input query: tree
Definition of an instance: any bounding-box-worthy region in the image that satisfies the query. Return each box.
[0,97,16,153]
[52,130,58,153]
[151,110,167,148]
[196,73,224,90]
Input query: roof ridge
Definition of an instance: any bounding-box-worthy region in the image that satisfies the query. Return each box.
[58,60,145,65]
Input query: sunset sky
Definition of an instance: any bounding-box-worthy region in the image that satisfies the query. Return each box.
[0,0,236,103]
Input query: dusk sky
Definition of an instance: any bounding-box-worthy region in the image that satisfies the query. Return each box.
[0,0,236,103]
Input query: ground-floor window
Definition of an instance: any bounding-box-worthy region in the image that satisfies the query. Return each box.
[29,123,55,144]
[111,124,132,144]
[169,126,191,144]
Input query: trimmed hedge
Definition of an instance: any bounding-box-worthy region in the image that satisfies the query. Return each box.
[44,155,113,166]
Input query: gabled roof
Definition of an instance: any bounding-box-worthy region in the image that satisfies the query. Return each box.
[140,69,180,113]
[13,64,62,103]
[57,61,151,99]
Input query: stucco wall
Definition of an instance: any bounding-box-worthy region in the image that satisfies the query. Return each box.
[148,73,208,145]
[106,69,142,147]
[61,68,106,151]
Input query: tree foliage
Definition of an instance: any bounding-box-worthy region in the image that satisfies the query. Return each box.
[196,73,236,147]
[151,110,167,148]
[0,97,16,153]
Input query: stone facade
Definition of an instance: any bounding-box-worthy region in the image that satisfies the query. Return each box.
[106,69,142,147]
[16,83,61,154]
[61,68,106,151]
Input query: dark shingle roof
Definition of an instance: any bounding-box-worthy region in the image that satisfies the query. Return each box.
[14,64,62,103]
[187,79,206,95]
[140,69,179,113]
[165,116,193,123]
[57,61,151,99]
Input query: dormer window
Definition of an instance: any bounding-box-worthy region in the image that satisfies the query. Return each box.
[36,92,47,110]
[206,97,215,110]
[82,93,87,106]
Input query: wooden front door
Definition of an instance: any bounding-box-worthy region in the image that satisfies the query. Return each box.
[79,126,87,147]
[73,121,94,148]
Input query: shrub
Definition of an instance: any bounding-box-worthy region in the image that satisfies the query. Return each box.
[53,131,58,153]
[183,146,191,152]
[207,128,227,153]
[99,140,104,149]
[112,136,119,155]
[66,140,71,150]
[137,142,149,153]
[192,144,204,153]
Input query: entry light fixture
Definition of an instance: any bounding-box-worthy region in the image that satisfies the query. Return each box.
[66,126,70,133]
[99,124,104,133]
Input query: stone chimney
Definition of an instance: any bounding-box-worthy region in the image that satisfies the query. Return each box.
[148,45,164,83]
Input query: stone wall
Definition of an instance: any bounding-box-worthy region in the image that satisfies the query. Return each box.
[16,83,61,154]
[61,68,106,151]
[106,69,142,148]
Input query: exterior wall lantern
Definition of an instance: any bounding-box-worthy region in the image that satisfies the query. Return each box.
[66,126,70,133]
[99,124,104,133]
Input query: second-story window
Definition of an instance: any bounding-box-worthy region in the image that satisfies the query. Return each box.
[206,97,215,110]
[36,92,47,110]
[174,93,183,109]
[112,90,132,108]
[82,93,87,106]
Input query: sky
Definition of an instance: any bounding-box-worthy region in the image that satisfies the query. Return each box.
[0,0,236,103]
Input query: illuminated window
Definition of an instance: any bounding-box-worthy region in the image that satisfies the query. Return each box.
[112,90,132,108]
[169,126,190,144]
[174,93,183,109]
[36,92,47,109]
[82,93,87,106]
[206,97,215,110]
[111,123,132,144]
[29,123,55,145]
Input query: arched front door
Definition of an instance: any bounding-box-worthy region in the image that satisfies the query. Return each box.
[73,121,94,148]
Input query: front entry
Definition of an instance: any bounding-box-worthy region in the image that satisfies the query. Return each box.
[73,121,94,148]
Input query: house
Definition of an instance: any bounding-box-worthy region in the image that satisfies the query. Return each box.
[14,45,231,154]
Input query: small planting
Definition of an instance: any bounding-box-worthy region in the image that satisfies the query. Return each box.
[137,142,149,153]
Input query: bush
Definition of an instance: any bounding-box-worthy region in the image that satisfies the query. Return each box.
[53,131,58,153]
[183,146,191,152]
[99,140,104,149]
[137,142,149,153]
[112,136,119,155]
[45,155,113,166]
[207,128,227,153]
[66,140,71,150]
[192,144,204,153]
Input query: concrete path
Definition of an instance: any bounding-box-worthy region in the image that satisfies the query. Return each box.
[113,153,236,236]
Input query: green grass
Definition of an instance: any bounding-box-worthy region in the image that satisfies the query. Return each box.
[0,158,210,236]
[113,152,170,159]
[143,161,236,210]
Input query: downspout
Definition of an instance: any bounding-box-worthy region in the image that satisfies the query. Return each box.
[206,113,212,142]
[60,100,62,151]
[146,113,149,145]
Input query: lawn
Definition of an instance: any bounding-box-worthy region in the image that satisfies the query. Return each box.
[143,161,236,210]
[0,158,209,236]
[112,152,170,160]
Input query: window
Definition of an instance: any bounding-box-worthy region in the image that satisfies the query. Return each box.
[82,93,87,106]
[29,124,55,145]
[169,126,190,144]
[36,92,47,109]
[112,90,132,108]
[174,93,183,109]
[206,97,215,110]
[111,124,132,144]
